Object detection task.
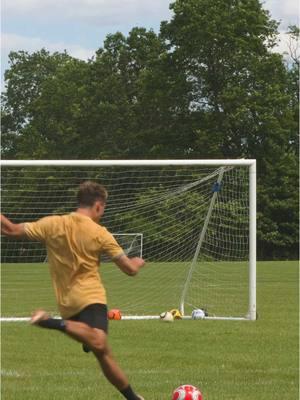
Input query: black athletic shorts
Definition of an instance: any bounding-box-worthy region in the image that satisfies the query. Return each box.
[69,303,108,353]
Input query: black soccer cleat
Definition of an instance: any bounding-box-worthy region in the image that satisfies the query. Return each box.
[82,344,91,353]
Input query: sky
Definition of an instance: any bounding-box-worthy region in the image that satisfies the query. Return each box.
[1,0,299,84]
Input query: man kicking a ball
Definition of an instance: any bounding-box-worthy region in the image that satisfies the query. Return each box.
[1,181,145,400]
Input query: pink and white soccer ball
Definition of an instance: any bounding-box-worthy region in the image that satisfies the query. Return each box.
[172,385,203,400]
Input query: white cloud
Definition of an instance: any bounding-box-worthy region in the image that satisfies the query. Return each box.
[263,0,299,27]
[4,0,298,24]
[1,33,95,86]
[1,1,298,68]
[273,31,291,54]
[3,0,297,28]
[272,30,299,63]
[261,1,299,60]
[1,33,95,61]
[3,0,172,26]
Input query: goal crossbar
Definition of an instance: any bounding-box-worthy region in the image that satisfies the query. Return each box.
[0,159,256,167]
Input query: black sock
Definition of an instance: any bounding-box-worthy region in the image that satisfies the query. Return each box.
[37,318,66,332]
[120,385,140,400]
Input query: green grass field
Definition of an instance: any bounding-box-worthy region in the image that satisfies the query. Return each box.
[1,261,299,399]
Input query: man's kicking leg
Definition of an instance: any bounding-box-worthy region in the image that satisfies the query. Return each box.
[31,310,144,400]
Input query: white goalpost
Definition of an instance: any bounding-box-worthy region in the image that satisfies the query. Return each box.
[1,159,256,321]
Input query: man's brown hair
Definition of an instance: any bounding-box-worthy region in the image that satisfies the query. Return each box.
[77,181,108,207]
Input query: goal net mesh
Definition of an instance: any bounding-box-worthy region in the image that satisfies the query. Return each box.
[1,164,250,319]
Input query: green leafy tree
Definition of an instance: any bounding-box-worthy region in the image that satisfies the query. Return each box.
[160,0,281,156]
[1,50,75,157]
[86,28,168,158]
[159,0,298,258]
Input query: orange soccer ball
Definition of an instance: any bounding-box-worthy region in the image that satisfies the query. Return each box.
[108,309,122,320]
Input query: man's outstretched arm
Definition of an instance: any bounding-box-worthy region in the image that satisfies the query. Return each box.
[0,214,26,238]
[114,255,145,276]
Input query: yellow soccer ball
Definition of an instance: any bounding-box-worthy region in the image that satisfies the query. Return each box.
[169,309,183,319]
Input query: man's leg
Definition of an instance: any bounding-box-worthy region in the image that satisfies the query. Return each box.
[31,310,143,400]
[64,320,128,390]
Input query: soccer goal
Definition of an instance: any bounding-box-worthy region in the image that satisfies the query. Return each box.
[1,159,256,321]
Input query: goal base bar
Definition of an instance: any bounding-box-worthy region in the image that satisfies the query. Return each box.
[0,315,251,322]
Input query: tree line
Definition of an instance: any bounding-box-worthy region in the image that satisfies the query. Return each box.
[1,0,299,260]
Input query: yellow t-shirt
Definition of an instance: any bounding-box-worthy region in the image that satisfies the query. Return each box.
[24,212,124,319]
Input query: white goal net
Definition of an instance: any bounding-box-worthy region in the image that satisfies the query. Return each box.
[1,160,256,320]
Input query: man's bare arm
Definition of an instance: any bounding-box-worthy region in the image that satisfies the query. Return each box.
[114,255,145,276]
[0,214,26,238]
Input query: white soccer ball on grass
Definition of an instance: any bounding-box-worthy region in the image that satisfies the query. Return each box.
[191,309,206,320]
[159,311,174,322]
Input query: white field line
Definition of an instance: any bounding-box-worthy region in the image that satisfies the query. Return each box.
[0,315,248,322]
[1,369,90,378]
[1,317,31,322]
[1,369,24,378]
